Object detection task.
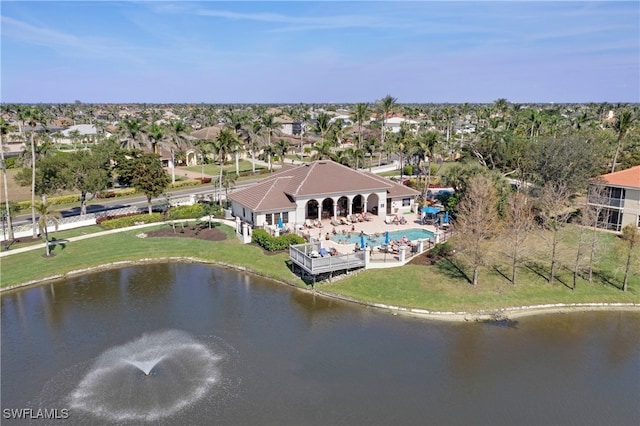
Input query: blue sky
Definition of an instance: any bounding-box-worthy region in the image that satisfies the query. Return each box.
[1,1,638,104]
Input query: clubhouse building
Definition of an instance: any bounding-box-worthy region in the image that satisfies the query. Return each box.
[228,160,420,229]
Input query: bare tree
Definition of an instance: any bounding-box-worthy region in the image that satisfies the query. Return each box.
[619,225,639,292]
[538,183,573,285]
[500,191,534,285]
[452,175,500,286]
[583,185,607,282]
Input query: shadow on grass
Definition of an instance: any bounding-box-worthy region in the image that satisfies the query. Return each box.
[436,258,472,284]
[47,238,68,253]
[591,270,622,291]
[492,265,512,284]
[525,261,550,282]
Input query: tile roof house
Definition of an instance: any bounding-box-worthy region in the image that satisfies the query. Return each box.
[588,165,640,231]
[228,160,420,228]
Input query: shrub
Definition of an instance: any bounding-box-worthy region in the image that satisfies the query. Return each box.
[98,213,164,229]
[4,157,18,169]
[429,241,453,258]
[167,204,205,220]
[96,188,137,199]
[48,194,81,205]
[252,228,305,251]
[168,179,201,189]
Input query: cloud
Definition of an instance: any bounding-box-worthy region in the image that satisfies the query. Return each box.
[195,8,390,32]
[0,16,143,63]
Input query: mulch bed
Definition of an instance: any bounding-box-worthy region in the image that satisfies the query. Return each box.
[145,225,227,242]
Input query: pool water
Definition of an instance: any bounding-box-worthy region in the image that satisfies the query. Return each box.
[331,228,434,246]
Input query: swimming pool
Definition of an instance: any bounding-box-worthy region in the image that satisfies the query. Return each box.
[330,228,434,246]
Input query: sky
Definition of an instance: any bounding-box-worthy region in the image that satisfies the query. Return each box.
[1,1,638,104]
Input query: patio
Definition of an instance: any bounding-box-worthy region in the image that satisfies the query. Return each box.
[297,210,446,263]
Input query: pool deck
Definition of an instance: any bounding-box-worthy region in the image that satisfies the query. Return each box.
[300,212,445,260]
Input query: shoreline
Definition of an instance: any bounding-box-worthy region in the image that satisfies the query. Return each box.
[3,257,638,322]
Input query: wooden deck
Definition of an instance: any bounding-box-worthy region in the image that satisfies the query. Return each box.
[289,242,366,276]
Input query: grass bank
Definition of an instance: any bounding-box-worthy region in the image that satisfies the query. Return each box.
[1,223,638,316]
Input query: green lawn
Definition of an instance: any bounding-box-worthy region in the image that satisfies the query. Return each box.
[1,223,638,315]
[1,223,302,289]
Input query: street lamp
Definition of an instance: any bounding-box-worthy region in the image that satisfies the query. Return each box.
[1,210,8,251]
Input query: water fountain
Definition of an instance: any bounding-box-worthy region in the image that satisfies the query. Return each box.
[68,330,222,422]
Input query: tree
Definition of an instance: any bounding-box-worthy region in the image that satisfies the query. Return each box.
[167,120,191,183]
[0,117,14,240]
[351,103,369,150]
[530,134,607,194]
[610,110,633,173]
[131,153,170,214]
[64,149,111,215]
[22,107,47,238]
[313,112,332,142]
[118,117,147,150]
[377,95,397,154]
[35,201,62,257]
[538,183,573,285]
[274,139,290,165]
[212,129,242,206]
[452,175,500,286]
[582,185,607,283]
[619,225,639,292]
[500,191,535,285]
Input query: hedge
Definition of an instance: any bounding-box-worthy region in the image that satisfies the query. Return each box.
[252,228,305,251]
[98,213,164,230]
[167,204,205,220]
[96,188,137,199]
[168,179,202,188]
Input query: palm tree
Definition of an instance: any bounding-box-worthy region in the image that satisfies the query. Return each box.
[167,120,191,184]
[212,129,242,206]
[147,122,165,155]
[413,130,440,193]
[363,136,380,170]
[274,139,290,165]
[118,117,147,150]
[311,140,333,160]
[0,117,14,240]
[377,94,397,156]
[36,201,62,257]
[350,103,369,149]
[610,110,633,173]
[313,112,332,142]
[224,108,249,176]
[22,107,46,238]
[260,114,280,172]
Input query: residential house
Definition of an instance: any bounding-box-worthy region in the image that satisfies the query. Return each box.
[588,165,640,231]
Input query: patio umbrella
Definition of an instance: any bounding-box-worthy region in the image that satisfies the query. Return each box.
[360,235,366,250]
[278,216,283,229]
[443,211,449,224]
[422,206,440,214]
[384,231,389,245]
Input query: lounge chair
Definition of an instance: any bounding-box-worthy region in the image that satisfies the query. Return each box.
[340,217,352,226]
[319,248,329,257]
[331,218,341,227]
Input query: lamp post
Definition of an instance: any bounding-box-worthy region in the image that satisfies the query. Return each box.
[1,210,8,251]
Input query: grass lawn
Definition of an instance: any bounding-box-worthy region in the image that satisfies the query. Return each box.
[1,223,303,290]
[2,222,638,315]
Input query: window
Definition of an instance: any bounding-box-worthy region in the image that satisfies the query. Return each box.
[242,208,246,217]
[282,212,289,223]
[402,198,411,207]
[265,214,273,225]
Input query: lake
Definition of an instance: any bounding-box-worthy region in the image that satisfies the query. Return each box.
[1,263,638,425]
